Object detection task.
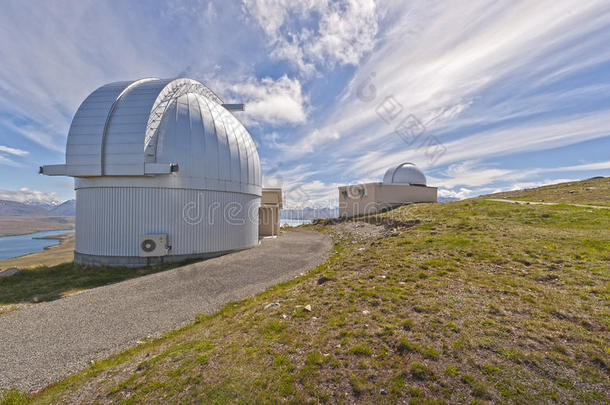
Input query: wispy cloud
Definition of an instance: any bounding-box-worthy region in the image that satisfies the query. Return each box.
[0,144,29,167]
[433,160,610,199]
[280,0,610,161]
[0,145,28,156]
[346,109,610,179]
[258,0,610,207]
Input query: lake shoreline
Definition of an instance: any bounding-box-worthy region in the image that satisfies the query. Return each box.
[0,230,75,265]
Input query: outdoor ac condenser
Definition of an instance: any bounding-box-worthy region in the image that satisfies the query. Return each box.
[139,234,169,257]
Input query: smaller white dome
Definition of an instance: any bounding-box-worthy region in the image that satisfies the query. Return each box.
[382,162,427,186]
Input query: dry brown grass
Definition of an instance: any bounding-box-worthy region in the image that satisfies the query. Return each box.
[0,216,74,237]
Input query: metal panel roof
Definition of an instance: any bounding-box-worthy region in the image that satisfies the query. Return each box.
[43,78,261,195]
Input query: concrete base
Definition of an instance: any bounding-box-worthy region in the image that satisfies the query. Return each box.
[74,249,246,268]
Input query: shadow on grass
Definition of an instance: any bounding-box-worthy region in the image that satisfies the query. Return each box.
[0,260,199,305]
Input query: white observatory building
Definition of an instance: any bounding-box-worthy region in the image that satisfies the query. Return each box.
[41,78,262,266]
[338,162,437,217]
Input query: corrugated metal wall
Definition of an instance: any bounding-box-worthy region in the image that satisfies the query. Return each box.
[75,187,260,257]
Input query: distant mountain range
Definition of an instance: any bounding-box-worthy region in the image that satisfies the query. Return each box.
[0,199,76,216]
[1,197,457,218]
[279,198,459,220]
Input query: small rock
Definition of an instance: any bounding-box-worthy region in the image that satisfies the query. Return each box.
[281,314,288,319]
[335,344,341,348]
[264,302,280,309]
[312,316,318,320]
[379,275,386,279]
[399,281,406,285]
[0,267,19,278]
[380,388,387,395]
[304,304,312,312]
[586,187,595,191]
[317,276,334,285]
[362,310,370,315]
[569,190,576,194]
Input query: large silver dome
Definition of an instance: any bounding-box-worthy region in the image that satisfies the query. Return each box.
[382,162,427,186]
[41,77,262,266]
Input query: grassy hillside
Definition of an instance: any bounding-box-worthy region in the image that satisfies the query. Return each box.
[3,183,609,404]
[482,176,609,207]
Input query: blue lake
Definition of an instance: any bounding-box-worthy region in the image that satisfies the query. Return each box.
[0,229,74,261]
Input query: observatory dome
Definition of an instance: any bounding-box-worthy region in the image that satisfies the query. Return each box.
[382,162,427,186]
[41,78,262,266]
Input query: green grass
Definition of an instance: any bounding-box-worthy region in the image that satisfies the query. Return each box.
[0,260,195,306]
[4,180,610,404]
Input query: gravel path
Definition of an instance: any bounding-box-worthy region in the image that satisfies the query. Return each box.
[0,230,332,392]
[486,199,609,209]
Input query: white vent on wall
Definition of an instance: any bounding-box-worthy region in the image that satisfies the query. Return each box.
[139,234,169,257]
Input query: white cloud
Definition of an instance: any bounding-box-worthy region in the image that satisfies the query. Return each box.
[0,187,61,204]
[224,75,308,125]
[505,179,576,192]
[0,145,28,156]
[432,160,610,200]
[278,0,610,170]
[438,187,477,200]
[261,162,339,208]
[430,159,610,191]
[268,128,340,158]
[242,0,379,74]
[0,144,29,167]
[0,119,64,153]
[431,161,512,189]
[0,155,20,167]
[0,1,256,151]
[283,179,341,208]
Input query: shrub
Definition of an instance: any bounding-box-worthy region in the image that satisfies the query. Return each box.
[348,343,373,356]
[398,338,420,354]
[444,365,459,376]
[411,362,433,380]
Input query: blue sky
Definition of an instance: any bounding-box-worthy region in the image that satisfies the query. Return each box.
[0,0,609,207]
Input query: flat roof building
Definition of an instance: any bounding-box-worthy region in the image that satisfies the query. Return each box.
[338,162,437,217]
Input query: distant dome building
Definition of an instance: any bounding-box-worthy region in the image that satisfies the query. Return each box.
[338,162,436,217]
[41,78,263,266]
[382,162,427,186]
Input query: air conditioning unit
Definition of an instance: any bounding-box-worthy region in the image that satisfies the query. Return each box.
[139,234,169,257]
